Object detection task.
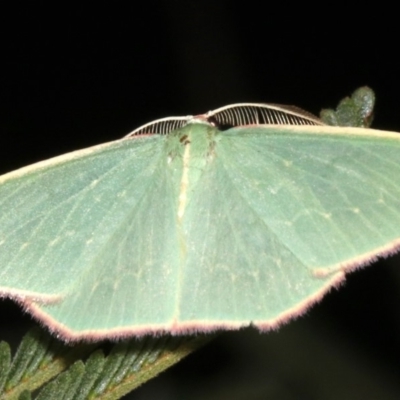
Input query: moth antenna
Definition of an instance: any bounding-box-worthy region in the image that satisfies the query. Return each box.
[125,116,192,137]
[126,103,323,137]
[207,103,324,128]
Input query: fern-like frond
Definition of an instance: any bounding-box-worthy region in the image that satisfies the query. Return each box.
[0,327,213,400]
[33,335,212,400]
[0,328,96,400]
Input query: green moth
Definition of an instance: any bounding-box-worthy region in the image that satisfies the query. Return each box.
[0,101,399,341]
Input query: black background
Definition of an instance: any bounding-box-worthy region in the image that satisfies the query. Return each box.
[1,3,400,399]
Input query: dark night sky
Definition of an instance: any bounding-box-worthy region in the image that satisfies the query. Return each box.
[1,3,400,399]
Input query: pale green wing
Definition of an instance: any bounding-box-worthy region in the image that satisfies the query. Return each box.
[0,135,183,322]
[178,125,400,330]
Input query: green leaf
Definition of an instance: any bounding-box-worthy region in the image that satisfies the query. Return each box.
[0,328,211,399]
[17,391,31,400]
[0,328,94,399]
[320,86,375,127]
[0,341,11,394]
